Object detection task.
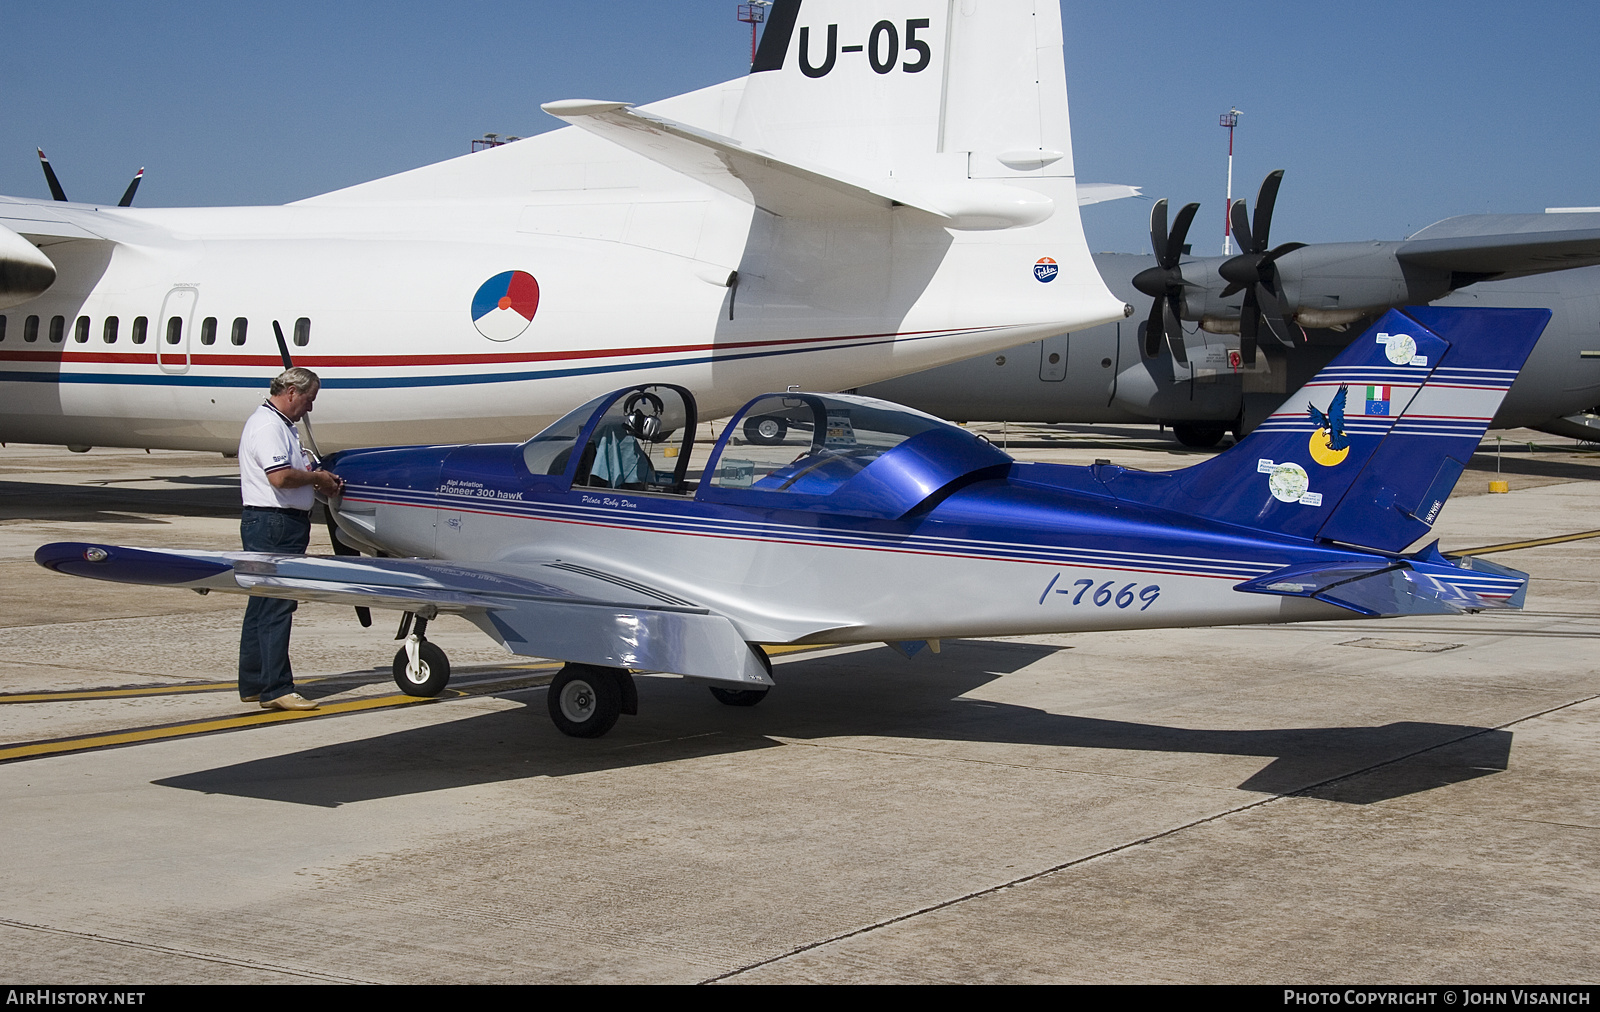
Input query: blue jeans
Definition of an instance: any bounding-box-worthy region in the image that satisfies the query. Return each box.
[238,507,312,702]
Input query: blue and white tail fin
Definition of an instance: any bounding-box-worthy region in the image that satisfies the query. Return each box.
[1104,307,1550,550]
[1314,307,1547,551]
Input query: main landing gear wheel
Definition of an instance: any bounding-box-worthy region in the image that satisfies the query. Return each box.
[548,663,626,738]
[708,645,773,706]
[1172,422,1229,448]
[392,640,450,697]
[709,686,768,706]
[743,415,788,445]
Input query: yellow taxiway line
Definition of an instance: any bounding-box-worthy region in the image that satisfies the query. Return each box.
[0,677,334,704]
[1452,529,1600,557]
[0,671,555,765]
[1,647,830,763]
[0,664,557,704]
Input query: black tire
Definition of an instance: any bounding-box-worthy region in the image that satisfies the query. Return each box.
[1172,422,1228,449]
[744,415,788,445]
[392,641,450,697]
[709,645,773,706]
[548,663,623,738]
[709,685,768,706]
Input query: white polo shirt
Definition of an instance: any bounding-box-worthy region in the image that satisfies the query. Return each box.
[239,401,315,511]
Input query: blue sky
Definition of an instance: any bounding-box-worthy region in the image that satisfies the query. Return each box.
[3,2,1593,254]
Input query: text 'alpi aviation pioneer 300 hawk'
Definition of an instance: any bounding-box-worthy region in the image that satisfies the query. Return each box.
[39,307,1548,738]
[0,0,1128,453]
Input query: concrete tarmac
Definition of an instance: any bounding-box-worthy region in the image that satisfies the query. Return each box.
[0,428,1596,984]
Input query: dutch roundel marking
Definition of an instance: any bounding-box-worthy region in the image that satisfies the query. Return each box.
[1033,257,1059,283]
[472,271,541,342]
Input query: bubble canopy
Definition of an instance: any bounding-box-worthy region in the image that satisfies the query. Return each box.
[699,392,1013,519]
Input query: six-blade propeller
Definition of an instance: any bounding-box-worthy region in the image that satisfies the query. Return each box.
[1131,198,1201,365]
[1218,169,1306,366]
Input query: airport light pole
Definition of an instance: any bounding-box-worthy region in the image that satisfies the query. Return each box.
[1220,108,1241,254]
[737,2,772,65]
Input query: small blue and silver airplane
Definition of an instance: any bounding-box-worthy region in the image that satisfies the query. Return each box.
[36,306,1547,738]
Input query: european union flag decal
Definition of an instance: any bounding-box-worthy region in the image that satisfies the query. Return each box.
[1364,384,1391,416]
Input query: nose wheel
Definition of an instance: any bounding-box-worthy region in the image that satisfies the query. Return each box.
[392,612,451,697]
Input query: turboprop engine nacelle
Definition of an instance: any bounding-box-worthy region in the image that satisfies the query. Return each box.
[0,223,55,308]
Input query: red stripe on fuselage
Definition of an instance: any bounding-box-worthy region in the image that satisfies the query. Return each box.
[0,326,991,370]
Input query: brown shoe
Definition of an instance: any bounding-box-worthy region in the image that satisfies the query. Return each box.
[241,694,260,702]
[261,692,319,711]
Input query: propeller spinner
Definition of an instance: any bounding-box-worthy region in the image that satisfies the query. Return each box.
[1217,170,1306,366]
[1130,198,1201,365]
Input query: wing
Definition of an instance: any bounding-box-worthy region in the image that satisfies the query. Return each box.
[0,195,175,245]
[540,100,1053,230]
[34,543,772,688]
[1075,183,1142,207]
[1398,213,1600,281]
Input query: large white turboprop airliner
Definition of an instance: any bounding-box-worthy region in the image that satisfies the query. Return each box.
[0,0,1125,453]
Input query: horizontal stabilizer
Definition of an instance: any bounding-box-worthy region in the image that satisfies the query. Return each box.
[541,100,1052,229]
[1237,548,1528,617]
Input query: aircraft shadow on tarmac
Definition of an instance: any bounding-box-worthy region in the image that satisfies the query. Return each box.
[156,640,1510,808]
[0,477,241,523]
[1464,452,1600,483]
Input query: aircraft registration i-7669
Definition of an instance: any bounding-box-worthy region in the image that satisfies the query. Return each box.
[0,0,1127,453]
[37,306,1547,738]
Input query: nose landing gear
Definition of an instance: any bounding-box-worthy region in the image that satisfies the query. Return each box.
[392,611,451,697]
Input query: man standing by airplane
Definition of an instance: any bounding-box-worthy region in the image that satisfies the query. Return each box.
[238,368,342,711]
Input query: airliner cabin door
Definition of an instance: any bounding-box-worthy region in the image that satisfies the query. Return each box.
[156,286,198,374]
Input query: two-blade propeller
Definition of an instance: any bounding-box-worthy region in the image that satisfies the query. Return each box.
[1218,169,1306,366]
[1130,198,1201,365]
[273,322,370,628]
[36,148,144,207]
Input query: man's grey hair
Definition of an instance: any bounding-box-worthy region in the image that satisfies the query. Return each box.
[270,367,320,396]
